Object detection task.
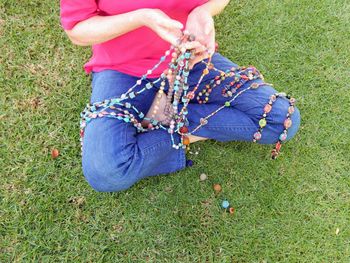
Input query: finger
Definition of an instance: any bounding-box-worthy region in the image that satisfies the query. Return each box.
[207,38,216,54]
[189,53,209,69]
[158,17,183,30]
[181,40,206,51]
[158,28,182,46]
[204,21,212,35]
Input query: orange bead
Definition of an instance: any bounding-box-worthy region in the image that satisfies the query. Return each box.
[284,118,292,129]
[203,68,209,75]
[51,148,59,159]
[213,184,222,193]
[264,104,272,113]
[183,136,190,145]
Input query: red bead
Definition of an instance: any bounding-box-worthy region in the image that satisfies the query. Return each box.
[271,149,278,159]
[187,92,194,99]
[180,126,188,134]
[275,141,282,152]
[80,129,84,137]
[51,149,59,159]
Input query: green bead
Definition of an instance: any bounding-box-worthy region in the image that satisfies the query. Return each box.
[259,118,267,128]
[225,101,231,107]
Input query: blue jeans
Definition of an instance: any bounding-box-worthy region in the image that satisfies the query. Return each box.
[82,52,301,192]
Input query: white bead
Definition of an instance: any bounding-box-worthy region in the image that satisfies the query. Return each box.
[199,173,207,181]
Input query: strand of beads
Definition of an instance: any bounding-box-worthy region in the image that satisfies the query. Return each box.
[252,92,297,159]
[195,65,265,104]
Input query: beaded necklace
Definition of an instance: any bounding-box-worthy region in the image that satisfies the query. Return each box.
[79,32,296,160]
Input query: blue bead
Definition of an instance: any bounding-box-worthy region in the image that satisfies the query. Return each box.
[160,56,166,61]
[186,159,194,167]
[111,98,120,104]
[138,112,144,118]
[129,92,135,98]
[222,200,230,209]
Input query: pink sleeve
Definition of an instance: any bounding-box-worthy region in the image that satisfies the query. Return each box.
[60,0,98,30]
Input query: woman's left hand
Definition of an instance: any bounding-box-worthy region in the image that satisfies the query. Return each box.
[185,6,215,68]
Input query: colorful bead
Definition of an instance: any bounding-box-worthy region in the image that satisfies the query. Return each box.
[200,118,208,125]
[186,159,194,167]
[222,200,230,209]
[288,106,295,114]
[183,136,190,146]
[180,126,188,134]
[199,173,207,181]
[259,118,267,128]
[264,104,272,113]
[229,207,235,214]
[213,184,222,193]
[253,131,262,141]
[284,118,292,129]
[279,133,287,141]
[51,148,59,159]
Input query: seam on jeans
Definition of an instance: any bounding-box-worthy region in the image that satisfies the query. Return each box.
[142,140,170,154]
[206,125,257,130]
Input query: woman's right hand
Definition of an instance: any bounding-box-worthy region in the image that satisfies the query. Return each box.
[143,9,185,46]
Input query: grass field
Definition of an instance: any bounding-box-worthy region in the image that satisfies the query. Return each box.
[1,0,350,262]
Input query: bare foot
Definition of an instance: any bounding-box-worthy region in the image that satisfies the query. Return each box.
[187,134,208,143]
[141,92,209,144]
[141,91,169,128]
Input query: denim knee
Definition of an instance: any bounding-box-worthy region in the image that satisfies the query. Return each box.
[82,145,139,192]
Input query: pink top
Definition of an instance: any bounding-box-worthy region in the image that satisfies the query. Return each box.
[60,0,208,78]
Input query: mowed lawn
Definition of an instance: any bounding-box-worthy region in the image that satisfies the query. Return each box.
[1,0,350,262]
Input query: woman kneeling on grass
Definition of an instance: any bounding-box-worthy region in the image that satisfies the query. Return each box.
[60,0,301,192]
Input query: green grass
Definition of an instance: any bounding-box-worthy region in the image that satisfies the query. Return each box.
[1,0,350,261]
